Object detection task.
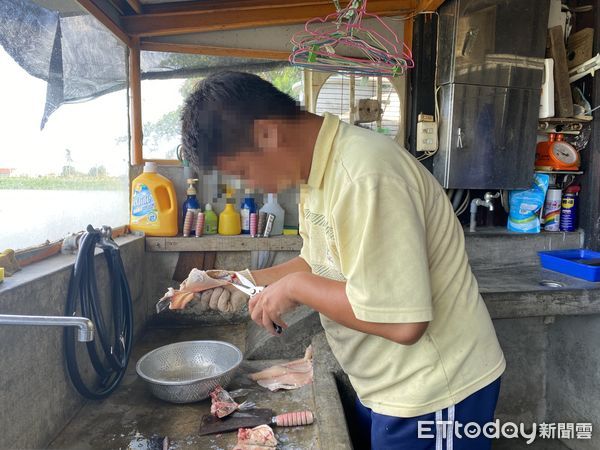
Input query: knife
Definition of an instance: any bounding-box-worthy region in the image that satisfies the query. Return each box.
[198,408,314,435]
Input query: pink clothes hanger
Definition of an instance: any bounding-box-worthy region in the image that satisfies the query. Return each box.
[289,0,414,77]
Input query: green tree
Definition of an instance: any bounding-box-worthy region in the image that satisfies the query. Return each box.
[140,66,303,157]
[88,165,107,177]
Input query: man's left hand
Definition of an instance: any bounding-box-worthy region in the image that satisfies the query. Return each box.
[248,273,300,335]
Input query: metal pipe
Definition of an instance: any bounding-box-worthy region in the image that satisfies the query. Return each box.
[452,189,465,210]
[0,314,94,342]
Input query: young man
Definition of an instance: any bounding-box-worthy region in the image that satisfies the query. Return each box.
[181,71,505,449]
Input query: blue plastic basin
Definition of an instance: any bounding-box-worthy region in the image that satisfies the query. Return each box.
[538,249,600,282]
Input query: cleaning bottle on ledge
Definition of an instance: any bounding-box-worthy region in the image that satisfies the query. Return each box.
[130,162,178,236]
[219,188,241,235]
[204,203,218,235]
[240,193,256,235]
[259,193,285,236]
[182,178,200,235]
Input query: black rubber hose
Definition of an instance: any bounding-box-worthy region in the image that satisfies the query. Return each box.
[64,226,134,400]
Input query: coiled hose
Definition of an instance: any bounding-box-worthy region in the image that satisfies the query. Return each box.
[64,225,133,400]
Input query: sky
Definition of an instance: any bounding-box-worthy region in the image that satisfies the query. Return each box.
[0,47,184,177]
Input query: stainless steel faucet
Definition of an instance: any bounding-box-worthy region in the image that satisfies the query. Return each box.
[0,315,94,342]
[469,192,500,233]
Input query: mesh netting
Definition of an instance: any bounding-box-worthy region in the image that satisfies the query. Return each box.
[0,0,287,128]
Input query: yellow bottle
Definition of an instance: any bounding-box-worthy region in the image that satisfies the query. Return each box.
[218,189,241,235]
[130,162,178,236]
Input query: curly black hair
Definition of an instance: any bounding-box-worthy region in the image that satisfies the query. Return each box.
[180,71,301,170]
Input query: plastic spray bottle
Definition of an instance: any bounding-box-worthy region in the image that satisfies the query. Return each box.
[182,178,200,235]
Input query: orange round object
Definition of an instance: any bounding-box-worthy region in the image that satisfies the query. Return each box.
[535,133,580,171]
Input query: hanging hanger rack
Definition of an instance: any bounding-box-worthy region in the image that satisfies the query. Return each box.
[289,0,414,77]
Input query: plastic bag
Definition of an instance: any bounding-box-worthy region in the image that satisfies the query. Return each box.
[507,174,550,233]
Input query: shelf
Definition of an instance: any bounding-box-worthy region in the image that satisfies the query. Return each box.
[146,235,302,252]
[539,116,593,123]
[535,170,584,175]
[537,130,580,135]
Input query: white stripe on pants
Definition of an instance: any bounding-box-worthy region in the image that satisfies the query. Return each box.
[435,405,456,450]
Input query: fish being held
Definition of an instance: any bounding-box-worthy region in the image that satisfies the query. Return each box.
[209,385,255,418]
[156,269,248,313]
[233,424,277,449]
[249,346,313,391]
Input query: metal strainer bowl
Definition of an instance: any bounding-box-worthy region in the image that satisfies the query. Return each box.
[136,340,243,403]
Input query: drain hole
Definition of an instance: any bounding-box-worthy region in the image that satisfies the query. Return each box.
[540,280,565,288]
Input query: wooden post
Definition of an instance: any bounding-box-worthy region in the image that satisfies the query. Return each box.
[303,69,313,112]
[129,37,143,166]
[404,17,414,53]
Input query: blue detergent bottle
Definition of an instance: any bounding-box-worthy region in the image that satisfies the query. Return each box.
[240,196,256,234]
[182,178,200,235]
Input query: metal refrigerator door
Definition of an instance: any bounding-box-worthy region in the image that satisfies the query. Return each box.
[433,84,539,189]
[436,0,549,88]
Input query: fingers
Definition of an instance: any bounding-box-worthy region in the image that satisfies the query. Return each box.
[248,292,260,315]
[254,293,287,336]
[209,287,223,310]
[192,292,207,311]
[200,290,212,311]
[217,288,231,312]
[230,290,248,312]
[262,308,277,335]
[250,293,264,326]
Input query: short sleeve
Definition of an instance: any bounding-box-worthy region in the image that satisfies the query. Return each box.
[331,175,432,323]
[298,202,311,265]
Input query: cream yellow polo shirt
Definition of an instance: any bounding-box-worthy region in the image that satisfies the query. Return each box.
[298,113,505,417]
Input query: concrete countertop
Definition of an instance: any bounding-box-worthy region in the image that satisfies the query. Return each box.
[477,265,600,318]
[49,325,319,450]
[146,235,302,252]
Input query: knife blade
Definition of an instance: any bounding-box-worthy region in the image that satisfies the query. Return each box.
[198,408,314,435]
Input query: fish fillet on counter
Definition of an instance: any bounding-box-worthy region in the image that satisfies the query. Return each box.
[233,424,277,449]
[249,346,313,391]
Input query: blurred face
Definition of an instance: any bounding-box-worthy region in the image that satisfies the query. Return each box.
[216,119,306,192]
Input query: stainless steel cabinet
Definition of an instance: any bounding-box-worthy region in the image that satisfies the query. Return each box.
[433,0,550,189]
[433,84,540,188]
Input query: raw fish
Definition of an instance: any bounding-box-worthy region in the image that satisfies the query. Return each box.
[249,346,313,391]
[233,424,277,449]
[209,385,255,418]
[156,269,248,312]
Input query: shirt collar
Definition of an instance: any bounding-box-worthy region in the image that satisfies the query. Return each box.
[307,113,340,189]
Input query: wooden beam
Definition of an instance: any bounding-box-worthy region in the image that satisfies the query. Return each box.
[129,37,143,166]
[404,16,414,52]
[122,0,416,37]
[140,40,290,61]
[415,0,446,13]
[76,0,131,45]
[125,0,143,14]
